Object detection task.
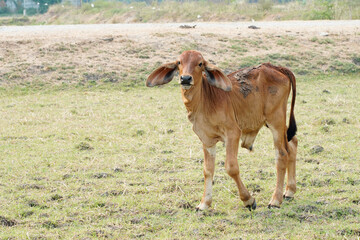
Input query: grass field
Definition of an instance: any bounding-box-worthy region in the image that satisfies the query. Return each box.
[0,23,360,239]
[0,74,359,239]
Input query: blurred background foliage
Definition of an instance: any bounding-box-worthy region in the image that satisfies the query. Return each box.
[0,0,359,21]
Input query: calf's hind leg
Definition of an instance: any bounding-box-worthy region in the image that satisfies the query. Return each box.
[267,118,288,208]
[284,136,298,199]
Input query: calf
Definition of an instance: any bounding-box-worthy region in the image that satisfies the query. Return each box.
[146,50,298,210]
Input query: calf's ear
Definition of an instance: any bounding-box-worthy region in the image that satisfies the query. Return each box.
[146,62,178,87]
[204,61,232,91]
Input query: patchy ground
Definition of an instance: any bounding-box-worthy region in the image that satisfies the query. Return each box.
[1,21,359,87]
[0,21,359,239]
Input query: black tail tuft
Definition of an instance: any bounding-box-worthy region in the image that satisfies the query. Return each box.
[287,114,297,142]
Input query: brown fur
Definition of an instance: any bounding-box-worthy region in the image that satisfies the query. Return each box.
[146,51,298,209]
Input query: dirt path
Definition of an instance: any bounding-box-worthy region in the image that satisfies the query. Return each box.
[1,20,359,86]
[1,20,359,41]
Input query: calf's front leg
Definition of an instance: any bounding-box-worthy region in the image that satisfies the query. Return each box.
[197,145,216,210]
[225,132,256,210]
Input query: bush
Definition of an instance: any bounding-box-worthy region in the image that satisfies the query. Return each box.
[259,0,273,11]
[308,0,335,20]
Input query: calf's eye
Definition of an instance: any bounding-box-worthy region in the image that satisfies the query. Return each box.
[199,62,203,67]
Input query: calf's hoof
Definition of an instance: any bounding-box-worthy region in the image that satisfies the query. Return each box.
[284,189,295,199]
[245,198,257,211]
[196,202,209,211]
[268,198,281,208]
[268,204,281,209]
[283,195,294,201]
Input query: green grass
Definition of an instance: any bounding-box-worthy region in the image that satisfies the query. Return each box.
[1,0,359,25]
[0,16,34,25]
[0,73,359,239]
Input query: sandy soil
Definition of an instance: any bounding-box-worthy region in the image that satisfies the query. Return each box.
[1,21,359,41]
[0,21,359,86]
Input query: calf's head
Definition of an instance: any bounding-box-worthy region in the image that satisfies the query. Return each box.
[146,50,232,91]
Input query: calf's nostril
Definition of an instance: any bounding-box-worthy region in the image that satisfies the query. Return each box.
[180,75,192,84]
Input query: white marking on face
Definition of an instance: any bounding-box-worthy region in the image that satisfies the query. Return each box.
[206,146,216,157]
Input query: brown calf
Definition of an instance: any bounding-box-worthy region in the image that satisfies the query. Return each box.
[146,50,298,210]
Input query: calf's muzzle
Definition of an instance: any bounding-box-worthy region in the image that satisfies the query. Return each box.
[180,75,193,85]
